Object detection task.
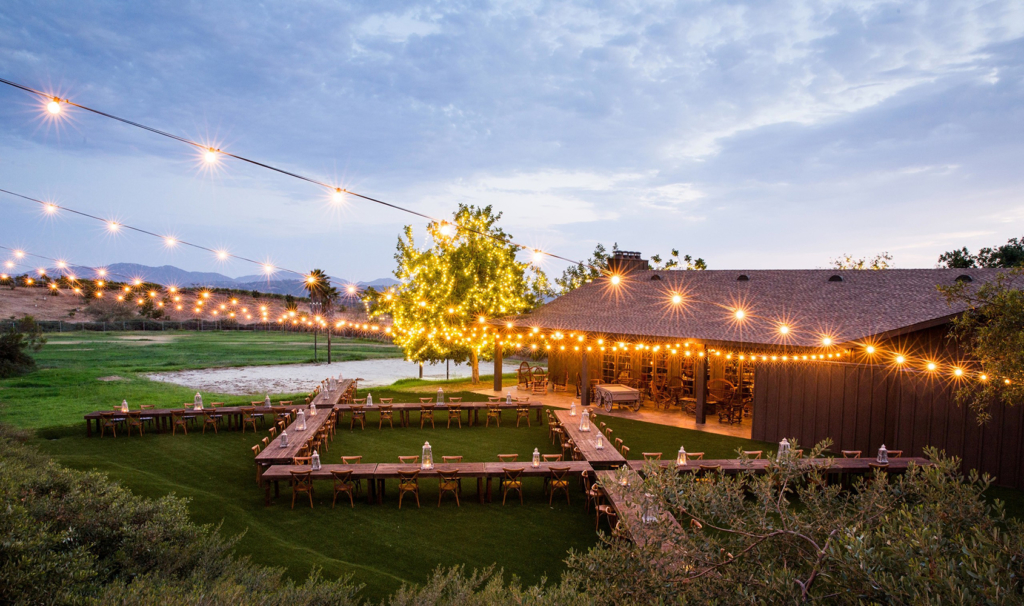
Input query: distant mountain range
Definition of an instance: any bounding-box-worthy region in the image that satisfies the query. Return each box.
[56,263,398,297]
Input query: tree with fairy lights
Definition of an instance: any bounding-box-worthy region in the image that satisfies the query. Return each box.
[364,204,550,384]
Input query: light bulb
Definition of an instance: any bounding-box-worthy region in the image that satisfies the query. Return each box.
[671,294,682,304]
[46,99,61,114]
[610,275,621,285]
[779,325,789,334]
[204,148,219,163]
[735,309,745,320]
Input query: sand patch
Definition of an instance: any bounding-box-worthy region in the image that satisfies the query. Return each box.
[146,359,525,395]
[115,335,179,343]
[96,375,125,381]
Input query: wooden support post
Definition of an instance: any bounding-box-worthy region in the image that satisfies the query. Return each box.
[493,343,503,392]
[694,347,708,425]
[581,349,590,408]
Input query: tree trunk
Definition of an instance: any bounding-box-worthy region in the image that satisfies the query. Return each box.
[470,349,480,384]
[327,329,332,364]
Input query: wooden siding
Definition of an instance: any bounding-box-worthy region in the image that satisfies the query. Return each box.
[753,362,1024,490]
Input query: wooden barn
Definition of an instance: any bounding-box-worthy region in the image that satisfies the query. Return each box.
[494,252,1024,489]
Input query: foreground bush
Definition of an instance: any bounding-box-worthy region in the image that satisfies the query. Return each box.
[566,441,1024,604]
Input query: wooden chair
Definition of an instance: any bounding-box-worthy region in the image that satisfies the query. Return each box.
[552,369,568,392]
[487,396,501,403]
[139,404,156,430]
[532,378,547,395]
[241,407,258,433]
[181,403,198,427]
[341,456,364,493]
[448,397,462,403]
[446,404,462,429]
[596,503,617,531]
[171,411,187,435]
[419,397,433,404]
[268,426,277,438]
[542,454,563,462]
[687,452,705,460]
[353,398,367,405]
[378,405,394,429]
[442,456,463,463]
[642,452,662,461]
[397,470,420,509]
[887,450,903,458]
[561,438,575,461]
[293,456,312,465]
[251,445,261,483]
[614,437,623,451]
[379,397,394,404]
[497,454,518,462]
[331,470,356,508]
[126,411,145,437]
[515,404,531,428]
[437,469,461,507]
[548,466,571,505]
[842,450,862,458]
[420,404,435,429]
[202,410,220,434]
[350,405,366,430]
[868,462,889,472]
[399,455,419,464]
[742,450,763,459]
[604,427,613,438]
[248,401,266,427]
[548,421,560,442]
[584,473,603,512]
[697,464,722,481]
[621,445,630,458]
[486,404,502,427]
[290,470,314,509]
[501,468,524,505]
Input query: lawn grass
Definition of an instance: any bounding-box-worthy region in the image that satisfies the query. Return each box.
[5,329,1023,601]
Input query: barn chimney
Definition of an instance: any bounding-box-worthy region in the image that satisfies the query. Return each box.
[606,250,649,274]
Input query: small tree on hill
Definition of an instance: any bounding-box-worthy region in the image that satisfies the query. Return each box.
[830,251,893,270]
[364,204,549,384]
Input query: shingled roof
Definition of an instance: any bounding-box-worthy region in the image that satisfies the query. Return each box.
[507,268,1011,348]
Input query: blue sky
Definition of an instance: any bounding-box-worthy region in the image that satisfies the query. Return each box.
[1,1,1023,282]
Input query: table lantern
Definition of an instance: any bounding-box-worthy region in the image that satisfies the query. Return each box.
[506,391,512,404]
[366,393,373,406]
[677,446,687,466]
[596,433,604,450]
[309,401,317,416]
[297,409,306,431]
[579,408,591,432]
[617,466,629,487]
[437,388,444,404]
[264,394,271,407]
[311,450,321,470]
[532,448,541,468]
[280,431,288,447]
[778,437,791,457]
[877,444,888,464]
[121,399,129,413]
[570,401,577,416]
[421,441,434,470]
[194,392,203,410]
[641,493,657,524]
[338,373,343,381]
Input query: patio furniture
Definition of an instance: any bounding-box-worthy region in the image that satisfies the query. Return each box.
[500,468,523,505]
[379,405,394,429]
[331,470,356,508]
[171,411,187,435]
[437,469,461,506]
[398,456,419,464]
[342,456,364,493]
[487,404,502,427]
[350,405,366,430]
[139,404,156,430]
[241,407,258,433]
[516,404,531,427]
[548,466,571,505]
[497,454,518,462]
[290,470,314,509]
[642,452,662,461]
[446,404,462,428]
[842,450,862,458]
[552,370,569,392]
[126,411,144,436]
[742,450,763,459]
[542,454,563,462]
[397,470,420,509]
[202,410,220,434]
[517,361,532,390]
[420,404,435,429]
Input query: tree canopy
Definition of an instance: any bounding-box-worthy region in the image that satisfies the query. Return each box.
[363,204,549,382]
[829,251,893,270]
[555,244,705,295]
[939,268,1024,423]
[939,236,1024,268]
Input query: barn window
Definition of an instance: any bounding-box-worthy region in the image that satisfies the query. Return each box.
[955,275,973,283]
[736,274,749,281]
[650,274,662,281]
[828,275,844,282]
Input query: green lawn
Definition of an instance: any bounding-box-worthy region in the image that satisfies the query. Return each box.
[4,329,1021,602]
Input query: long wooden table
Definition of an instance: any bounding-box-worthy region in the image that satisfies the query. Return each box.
[482,460,593,502]
[626,456,931,475]
[261,463,378,505]
[83,403,319,436]
[335,401,544,427]
[255,407,334,482]
[595,468,683,549]
[373,463,490,504]
[554,410,626,468]
[310,379,355,406]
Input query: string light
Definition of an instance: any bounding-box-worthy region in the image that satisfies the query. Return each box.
[779,325,789,334]
[46,98,62,114]
[735,309,745,320]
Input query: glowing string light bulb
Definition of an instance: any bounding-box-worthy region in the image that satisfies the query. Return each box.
[46,98,61,114]
[204,148,219,163]
[734,309,745,320]
[43,203,58,214]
